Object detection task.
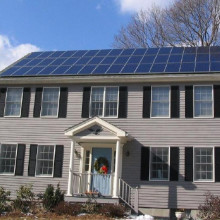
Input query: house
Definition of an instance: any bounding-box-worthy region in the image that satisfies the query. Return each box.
[0,47,220,219]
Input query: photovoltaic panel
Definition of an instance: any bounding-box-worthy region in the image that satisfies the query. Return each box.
[73,50,88,57]
[60,51,77,57]
[38,66,58,75]
[158,47,171,54]
[108,49,123,56]
[146,48,159,55]
[196,54,209,62]
[101,56,116,64]
[12,67,32,76]
[171,47,184,54]
[210,47,220,54]
[27,52,43,59]
[84,50,99,57]
[120,49,135,56]
[211,62,220,71]
[51,66,71,75]
[127,56,143,64]
[37,51,54,58]
[24,67,44,76]
[141,55,156,64]
[14,59,32,67]
[154,55,169,63]
[210,54,220,62]
[1,67,20,76]
[151,63,166,72]
[75,57,91,65]
[26,59,43,66]
[168,55,182,63]
[79,65,97,74]
[184,47,196,54]
[107,64,124,73]
[93,65,110,74]
[48,51,65,58]
[182,54,196,62]
[62,57,79,65]
[88,56,105,65]
[114,56,129,64]
[133,48,147,56]
[165,63,181,72]
[195,63,209,72]
[180,63,195,72]
[135,64,151,73]
[65,65,83,74]
[37,59,54,66]
[95,49,111,56]
[197,47,209,53]
[50,58,66,66]
[121,64,138,73]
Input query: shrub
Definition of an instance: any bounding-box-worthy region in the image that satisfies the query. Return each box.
[0,187,11,214]
[81,198,100,214]
[99,204,127,218]
[13,184,35,213]
[198,192,220,220]
[54,202,81,216]
[42,184,64,211]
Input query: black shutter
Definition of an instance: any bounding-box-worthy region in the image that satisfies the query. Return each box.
[215,147,220,182]
[214,85,220,118]
[54,145,64,178]
[171,86,180,118]
[143,86,151,118]
[0,88,6,117]
[185,86,193,118]
[21,88,31,117]
[28,144,37,176]
[81,87,91,118]
[185,147,193,181]
[15,144,26,176]
[33,88,43,117]
[58,87,68,118]
[118,87,128,118]
[170,147,179,181]
[141,147,150,181]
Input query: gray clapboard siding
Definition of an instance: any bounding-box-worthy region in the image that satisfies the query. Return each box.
[0,83,219,209]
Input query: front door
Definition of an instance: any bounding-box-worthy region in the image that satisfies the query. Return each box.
[91,148,112,196]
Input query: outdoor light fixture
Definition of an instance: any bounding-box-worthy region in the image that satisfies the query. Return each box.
[74,149,81,158]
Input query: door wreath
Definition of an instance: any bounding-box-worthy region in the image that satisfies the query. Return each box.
[94,157,109,174]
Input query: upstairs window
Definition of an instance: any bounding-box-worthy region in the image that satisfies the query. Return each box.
[194,147,213,181]
[0,144,17,175]
[150,147,169,181]
[151,86,170,118]
[4,88,23,117]
[194,86,213,118]
[36,145,55,177]
[90,87,119,117]
[41,88,60,117]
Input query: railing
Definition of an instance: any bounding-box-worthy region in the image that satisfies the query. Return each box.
[72,172,114,196]
[119,178,139,213]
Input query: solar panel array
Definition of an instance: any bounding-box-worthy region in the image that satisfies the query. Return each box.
[1,47,220,77]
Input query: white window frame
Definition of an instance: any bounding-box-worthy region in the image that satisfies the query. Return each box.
[89,86,119,118]
[4,87,23,118]
[149,146,170,181]
[193,85,214,118]
[150,85,171,118]
[40,87,60,118]
[0,143,18,176]
[35,145,56,177]
[193,146,215,183]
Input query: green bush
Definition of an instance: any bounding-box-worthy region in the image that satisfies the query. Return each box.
[42,184,64,211]
[54,201,81,216]
[13,184,35,213]
[99,204,127,218]
[0,187,11,214]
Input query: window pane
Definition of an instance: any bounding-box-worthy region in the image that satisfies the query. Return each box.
[41,88,59,116]
[105,87,118,117]
[150,147,169,180]
[194,148,213,181]
[0,144,17,174]
[194,86,213,117]
[36,145,54,176]
[90,87,104,117]
[4,88,23,116]
[151,87,169,117]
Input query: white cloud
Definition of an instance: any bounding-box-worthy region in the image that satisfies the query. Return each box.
[116,0,172,13]
[0,35,40,71]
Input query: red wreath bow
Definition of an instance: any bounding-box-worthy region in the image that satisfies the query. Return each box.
[100,165,108,174]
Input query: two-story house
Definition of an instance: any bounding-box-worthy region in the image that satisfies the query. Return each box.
[0,47,220,219]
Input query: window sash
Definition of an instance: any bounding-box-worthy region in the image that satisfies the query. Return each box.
[35,145,55,177]
[194,147,214,181]
[0,144,17,175]
[150,147,169,181]
[151,86,170,118]
[4,88,23,117]
[41,88,60,117]
[90,87,119,118]
[194,86,213,118]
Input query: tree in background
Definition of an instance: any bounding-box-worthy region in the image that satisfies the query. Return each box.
[113,0,220,48]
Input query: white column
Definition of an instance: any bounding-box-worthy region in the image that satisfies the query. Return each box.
[67,140,75,196]
[113,139,121,197]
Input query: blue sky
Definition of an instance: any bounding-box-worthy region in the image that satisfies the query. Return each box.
[0,0,171,70]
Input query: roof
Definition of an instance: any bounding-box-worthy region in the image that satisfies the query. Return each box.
[1,47,220,77]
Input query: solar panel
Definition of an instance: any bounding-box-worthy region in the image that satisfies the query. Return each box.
[1,46,220,77]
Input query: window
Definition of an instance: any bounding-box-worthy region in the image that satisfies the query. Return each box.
[150,147,169,180]
[41,88,60,117]
[0,144,17,175]
[84,150,90,172]
[151,86,170,118]
[4,88,23,117]
[90,87,119,117]
[194,86,213,118]
[36,145,55,176]
[194,148,213,181]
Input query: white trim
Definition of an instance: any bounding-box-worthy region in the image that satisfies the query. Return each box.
[89,86,119,119]
[4,87,23,118]
[193,85,214,118]
[149,146,170,182]
[35,144,56,178]
[150,85,171,119]
[0,143,18,176]
[40,87,60,118]
[193,146,215,183]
